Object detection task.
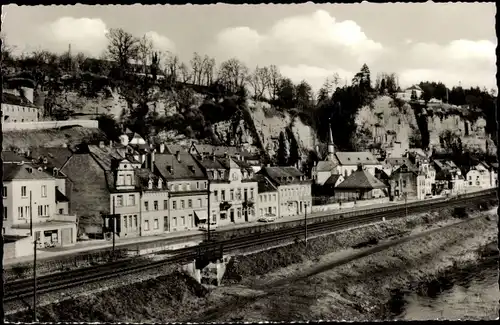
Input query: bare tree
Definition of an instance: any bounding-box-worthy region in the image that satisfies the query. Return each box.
[217,58,249,94]
[163,51,180,84]
[179,62,192,83]
[267,64,282,100]
[201,54,216,86]
[106,28,139,70]
[248,66,270,100]
[190,52,203,85]
[136,34,154,74]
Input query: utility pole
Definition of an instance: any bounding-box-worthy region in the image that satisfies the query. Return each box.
[404,192,408,218]
[112,196,116,258]
[304,202,308,249]
[207,181,211,241]
[30,191,37,322]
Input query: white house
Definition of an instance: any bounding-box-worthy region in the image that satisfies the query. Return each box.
[396,85,423,101]
[465,162,491,189]
[335,152,383,178]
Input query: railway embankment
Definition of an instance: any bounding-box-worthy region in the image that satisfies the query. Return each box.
[5,201,498,322]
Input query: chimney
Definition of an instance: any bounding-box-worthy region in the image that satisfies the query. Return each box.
[175,151,181,162]
[99,141,105,148]
[53,168,59,177]
[159,143,165,153]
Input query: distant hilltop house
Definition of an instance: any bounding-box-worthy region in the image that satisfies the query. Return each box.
[396,85,423,101]
[81,57,165,79]
[1,78,39,123]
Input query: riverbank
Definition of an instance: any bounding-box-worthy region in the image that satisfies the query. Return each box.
[5,205,497,322]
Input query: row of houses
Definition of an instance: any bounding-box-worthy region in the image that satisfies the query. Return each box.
[2,131,312,248]
[311,123,498,203]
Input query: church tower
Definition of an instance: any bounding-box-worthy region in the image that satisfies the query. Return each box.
[327,119,336,162]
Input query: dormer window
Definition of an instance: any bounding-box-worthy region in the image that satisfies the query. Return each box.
[212,171,216,179]
[148,179,153,189]
[347,158,351,161]
[219,171,224,178]
[166,166,172,173]
[188,165,195,173]
[158,178,163,189]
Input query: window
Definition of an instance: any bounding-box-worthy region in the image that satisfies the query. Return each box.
[164,200,168,210]
[154,219,159,229]
[124,216,128,229]
[116,195,123,207]
[260,208,263,217]
[154,200,159,210]
[144,220,150,231]
[181,216,185,225]
[221,190,226,201]
[214,190,218,202]
[237,188,242,200]
[3,207,7,220]
[197,198,202,207]
[18,207,24,219]
[38,205,43,216]
[173,217,178,227]
[129,216,133,228]
[403,180,407,187]
[134,215,138,228]
[186,183,191,191]
[41,185,47,197]
[21,186,27,197]
[250,189,254,200]
[172,201,177,210]
[128,194,135,206]
[263,195,267,203]
[144,201,149,211]
[230,190,234,201]
[197,182,200,189]
[126,175,133,185]
[237,208,242,219]
[181,200,185,209]
[2,186,6,198]
[188,199,192,208]
[118,175,125,185]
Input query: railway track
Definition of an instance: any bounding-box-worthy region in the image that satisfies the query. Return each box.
[4,190,496,302]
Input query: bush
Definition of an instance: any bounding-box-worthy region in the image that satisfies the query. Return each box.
[452,207,468,219]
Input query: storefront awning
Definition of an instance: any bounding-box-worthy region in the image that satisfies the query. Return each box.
[194,210,208,221]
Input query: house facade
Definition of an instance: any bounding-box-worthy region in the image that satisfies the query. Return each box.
[2,80,38,123]
[465,162,491,190]
[335,152,383,178]
[258,166,312,218]
[334,165,388,201]
[3,163,77,248]
[197,155,258,227]
[389,164,426,200]
[154,151,209,231]
[255,174,279,218]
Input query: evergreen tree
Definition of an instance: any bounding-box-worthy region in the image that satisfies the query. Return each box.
[380,78,386,94]
[277,131,288,166]
[287,129,300,167]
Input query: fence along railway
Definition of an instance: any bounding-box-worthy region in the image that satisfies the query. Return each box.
[4,188,496,302]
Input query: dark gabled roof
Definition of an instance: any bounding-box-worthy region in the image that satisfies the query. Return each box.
[135,168,164,191]
[259,166,307,185]
[88,145,141,171]
[3,163,54,181]
[255,174,278,193]
[336,169,387,190]
[165,144,189,154]
[324,174,342,186]
[385,157,413,167]
[1,151,27,163]
[391,163,420,176]
[316,160,338,172]
[56,188,70,202]
[335,152,379,166]
[154,152,208,181]
[2,92,37,108]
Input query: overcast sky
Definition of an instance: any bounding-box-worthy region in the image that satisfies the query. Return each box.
[2,3,497,92]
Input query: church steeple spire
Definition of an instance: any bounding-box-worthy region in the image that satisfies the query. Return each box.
[327,118,335,161]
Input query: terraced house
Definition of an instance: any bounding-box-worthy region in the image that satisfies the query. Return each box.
[154,151,208,231]
[258,166,312,218]
[196,154,258,227]
[255,174,279,218]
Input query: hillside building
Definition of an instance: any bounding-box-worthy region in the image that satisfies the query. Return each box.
[334,164,388,201]
[389,164,427,200]
[2,78,39,123]
[255,174,279,218]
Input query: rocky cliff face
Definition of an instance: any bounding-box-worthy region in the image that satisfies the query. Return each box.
[353,95,496,156]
